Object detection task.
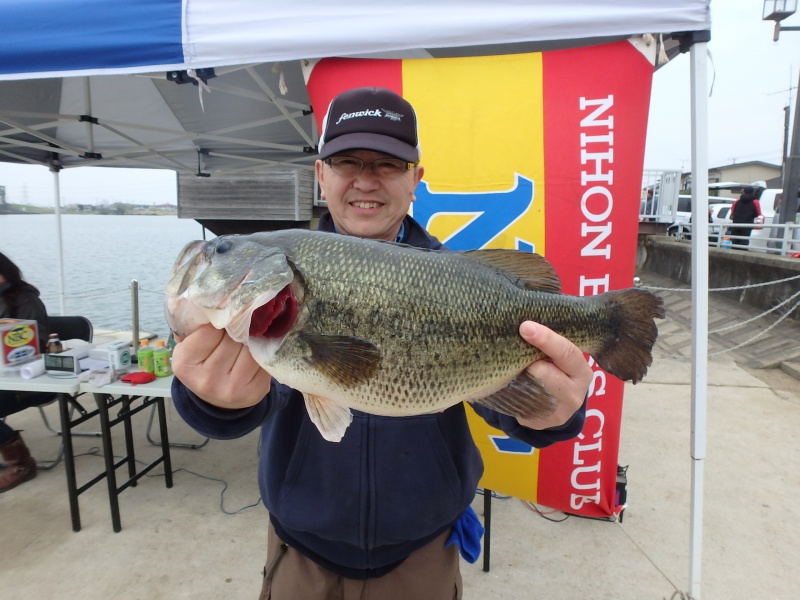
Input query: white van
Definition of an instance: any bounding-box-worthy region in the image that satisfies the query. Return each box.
[666,195,732,241]
[749,189,789,253]
[673,195,692,223]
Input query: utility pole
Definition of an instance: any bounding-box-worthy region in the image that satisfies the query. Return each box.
[763,2,800,223]
[783,105,790,168]
[779,66,800,223]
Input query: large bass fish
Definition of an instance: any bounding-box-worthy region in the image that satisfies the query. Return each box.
[165,229,665,442]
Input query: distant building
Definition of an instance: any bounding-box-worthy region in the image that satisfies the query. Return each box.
[681,161,782,194]
[177,169,317,235]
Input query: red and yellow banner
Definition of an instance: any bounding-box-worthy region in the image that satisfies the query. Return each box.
[306,41,654,518]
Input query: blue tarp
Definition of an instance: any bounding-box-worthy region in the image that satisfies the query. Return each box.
[0,0,183,75]
[0,1,710,81]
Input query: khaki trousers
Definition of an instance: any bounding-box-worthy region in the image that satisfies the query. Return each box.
[259,522,462,600]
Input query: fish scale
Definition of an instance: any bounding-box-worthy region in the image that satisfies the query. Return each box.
[287,239,525,402]
[166,229,665,442]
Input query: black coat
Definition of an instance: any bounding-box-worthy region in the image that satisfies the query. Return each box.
[731,194,761,225]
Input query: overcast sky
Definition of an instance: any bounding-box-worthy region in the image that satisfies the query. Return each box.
[1,1,799,207]
[646,1,800,171]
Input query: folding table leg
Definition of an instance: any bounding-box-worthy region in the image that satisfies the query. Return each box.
[121,396,137,486]
[94,393,122,533]
[156,397,174,488]
[58,392,81,532]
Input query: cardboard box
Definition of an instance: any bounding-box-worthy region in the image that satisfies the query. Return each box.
[0,319,40,367]
[89,341,132,370]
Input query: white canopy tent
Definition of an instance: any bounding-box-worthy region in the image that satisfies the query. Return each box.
[0,2,712,598]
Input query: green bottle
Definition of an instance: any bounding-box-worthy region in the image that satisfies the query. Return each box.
[153,340,172,377]
[137,339,155,373]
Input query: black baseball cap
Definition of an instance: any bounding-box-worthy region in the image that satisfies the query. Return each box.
[318,87,421,163]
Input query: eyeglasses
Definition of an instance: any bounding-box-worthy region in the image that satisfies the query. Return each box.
[324,156,417,179]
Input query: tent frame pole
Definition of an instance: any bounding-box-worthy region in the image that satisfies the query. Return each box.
[50,165,66,315]
[688,40,709,600]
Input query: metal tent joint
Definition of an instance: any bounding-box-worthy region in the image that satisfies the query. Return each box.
[168,68,217,86]
[196,148,211,177]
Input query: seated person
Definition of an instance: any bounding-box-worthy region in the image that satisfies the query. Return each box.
[0,252,49,493]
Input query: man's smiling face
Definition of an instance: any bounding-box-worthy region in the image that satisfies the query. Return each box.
[316,149,424,242]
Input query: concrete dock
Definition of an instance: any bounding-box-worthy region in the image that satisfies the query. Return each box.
[1,269,798,599]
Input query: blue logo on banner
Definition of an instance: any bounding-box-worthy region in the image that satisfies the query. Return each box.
[489,435,535,455]
[412,174,535,251]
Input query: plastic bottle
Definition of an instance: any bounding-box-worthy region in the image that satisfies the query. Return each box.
[166,332,177,355]
[153,340,172,377]
[46,333,63,354]
[137,339,155,373]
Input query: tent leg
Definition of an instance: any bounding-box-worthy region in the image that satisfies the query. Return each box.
[688,40,710,600]
[51,165,66,315]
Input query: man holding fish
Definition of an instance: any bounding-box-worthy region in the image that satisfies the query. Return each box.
[169,87,619,599]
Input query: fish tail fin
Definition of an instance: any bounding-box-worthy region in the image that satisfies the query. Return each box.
[594,288,666,383]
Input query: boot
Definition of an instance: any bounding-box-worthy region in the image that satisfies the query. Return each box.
[0,432,37,493]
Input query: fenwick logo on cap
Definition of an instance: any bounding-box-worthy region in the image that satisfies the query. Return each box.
[319,87,420,162]
[335,108,403,125]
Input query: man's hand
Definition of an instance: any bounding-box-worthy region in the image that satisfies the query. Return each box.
[516,321,592,430]
[171,324,271,409]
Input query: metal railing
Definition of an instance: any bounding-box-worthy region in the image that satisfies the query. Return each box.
[667,221,800,256]
[641,169,683,223]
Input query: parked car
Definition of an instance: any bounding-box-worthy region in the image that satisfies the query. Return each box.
[747,188,791,253]
[665,195,701,240]
[672,194,692,224]
[708,202,732,243]
[667,197,733,242]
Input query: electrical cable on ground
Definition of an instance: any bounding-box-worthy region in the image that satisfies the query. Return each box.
[614,521,688,600]
[73,446,262,516]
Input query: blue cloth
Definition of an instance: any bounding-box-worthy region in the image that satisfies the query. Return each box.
[445,505,485,563]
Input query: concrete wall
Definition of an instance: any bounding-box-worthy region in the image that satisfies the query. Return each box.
[639,236,800,322]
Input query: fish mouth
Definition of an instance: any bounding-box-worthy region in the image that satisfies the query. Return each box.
[248,285,297,339]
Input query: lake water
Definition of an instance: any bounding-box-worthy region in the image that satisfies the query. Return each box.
[0,214,212,335]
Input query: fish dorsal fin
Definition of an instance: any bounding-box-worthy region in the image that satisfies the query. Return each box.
[303,393,353,442]
[461,249,562,293]
[473,370,558,420]
[298,333,382,387]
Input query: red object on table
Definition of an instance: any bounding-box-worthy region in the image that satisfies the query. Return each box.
[121,372,157,385]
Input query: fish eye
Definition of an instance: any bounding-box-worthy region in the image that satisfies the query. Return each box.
[216,239,233,254]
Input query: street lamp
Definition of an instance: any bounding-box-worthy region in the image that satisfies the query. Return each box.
[763,0,800,224]
[763,0,799,40]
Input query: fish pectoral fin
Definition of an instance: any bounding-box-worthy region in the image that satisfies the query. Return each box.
[474,371,558,420]
[298,334,381,387]
[460,249,562,293]
[304,394,353,443]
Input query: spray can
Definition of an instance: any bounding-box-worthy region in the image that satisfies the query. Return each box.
[137,339,155,373]
[46,333,63,354]
[153,340,172,377]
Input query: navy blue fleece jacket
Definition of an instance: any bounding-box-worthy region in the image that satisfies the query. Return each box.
[171,213,586,578]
